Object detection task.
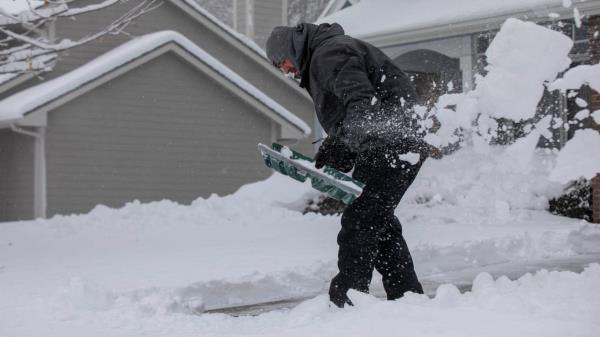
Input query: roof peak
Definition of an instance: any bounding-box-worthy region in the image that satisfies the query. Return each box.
[0,30,310,136]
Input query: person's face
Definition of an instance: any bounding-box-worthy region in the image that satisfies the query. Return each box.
[277,58,299,79]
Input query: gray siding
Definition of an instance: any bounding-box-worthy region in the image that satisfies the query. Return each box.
[51,0,315,154]
[254,0,285,48]
[46,52,272,217]
[0,130,34,221]
[235,0,247,33]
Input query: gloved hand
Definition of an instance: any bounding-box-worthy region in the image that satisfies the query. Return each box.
[314,136,357,173]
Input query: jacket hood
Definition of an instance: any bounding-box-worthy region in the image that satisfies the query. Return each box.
[296,23,345,85]
[265,23,345,85]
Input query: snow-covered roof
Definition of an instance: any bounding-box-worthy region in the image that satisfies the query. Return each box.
[318,0,595,39]
[0,30,311,136]
[167,1,310,99]
[177,0,267,58]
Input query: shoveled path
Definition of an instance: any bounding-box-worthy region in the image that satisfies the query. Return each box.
[202,254,600,316]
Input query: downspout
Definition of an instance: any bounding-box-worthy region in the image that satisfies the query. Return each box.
[10,124,47,219]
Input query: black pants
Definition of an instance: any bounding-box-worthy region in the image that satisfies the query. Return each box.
[329,145,424,307]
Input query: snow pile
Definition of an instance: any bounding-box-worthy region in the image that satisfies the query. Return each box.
[477,18,572,121]
[187,265,600,337]
[549,129,600,183]
[38,265,600,337]
[422,18,600,185]
[232,172,320,208]
[425,18,571,148]
[568,224,600,254]
[548,63,600,93]
[404,146,560,212]
[1,159,599,336]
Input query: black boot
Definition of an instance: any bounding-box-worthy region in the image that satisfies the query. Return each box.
[328,274,353,308]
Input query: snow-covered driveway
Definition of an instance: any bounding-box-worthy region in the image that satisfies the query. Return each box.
[1,167,599,336]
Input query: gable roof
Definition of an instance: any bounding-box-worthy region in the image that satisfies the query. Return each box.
[168,0,311,100]
[319,0,600,42]
[0,0,310,101]
[176,0,267,58]
[318,0,360,20]
[0,30,311,137]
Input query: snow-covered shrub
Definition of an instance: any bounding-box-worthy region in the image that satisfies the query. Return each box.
[548,178,592,221]
[304,195,346,215]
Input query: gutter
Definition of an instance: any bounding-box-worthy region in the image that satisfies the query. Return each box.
[10,124,41,138]
[359,1,600,48]
[10,124,47,219]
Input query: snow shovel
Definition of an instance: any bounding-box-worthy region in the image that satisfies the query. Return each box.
[258,143,364,205]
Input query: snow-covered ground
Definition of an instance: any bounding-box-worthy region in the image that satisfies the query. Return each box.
[1,145,600,336]
[2,10,600,337]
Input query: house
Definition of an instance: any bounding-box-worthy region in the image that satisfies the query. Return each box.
[233,0,289,48]
[319,0,600,141]
[0,0,317,221]
[231,0,332,47]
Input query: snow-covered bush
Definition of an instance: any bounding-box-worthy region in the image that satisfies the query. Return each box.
[304,195,346,215]
[548,178,593,221]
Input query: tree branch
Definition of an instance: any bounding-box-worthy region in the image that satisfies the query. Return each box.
[59,0,121,17]
[0,0,162,75]
[0,0,153,26]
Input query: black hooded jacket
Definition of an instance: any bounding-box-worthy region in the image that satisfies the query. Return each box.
[289,23,422,152]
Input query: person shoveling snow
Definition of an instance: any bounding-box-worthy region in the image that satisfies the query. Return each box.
[265,22,439,307]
